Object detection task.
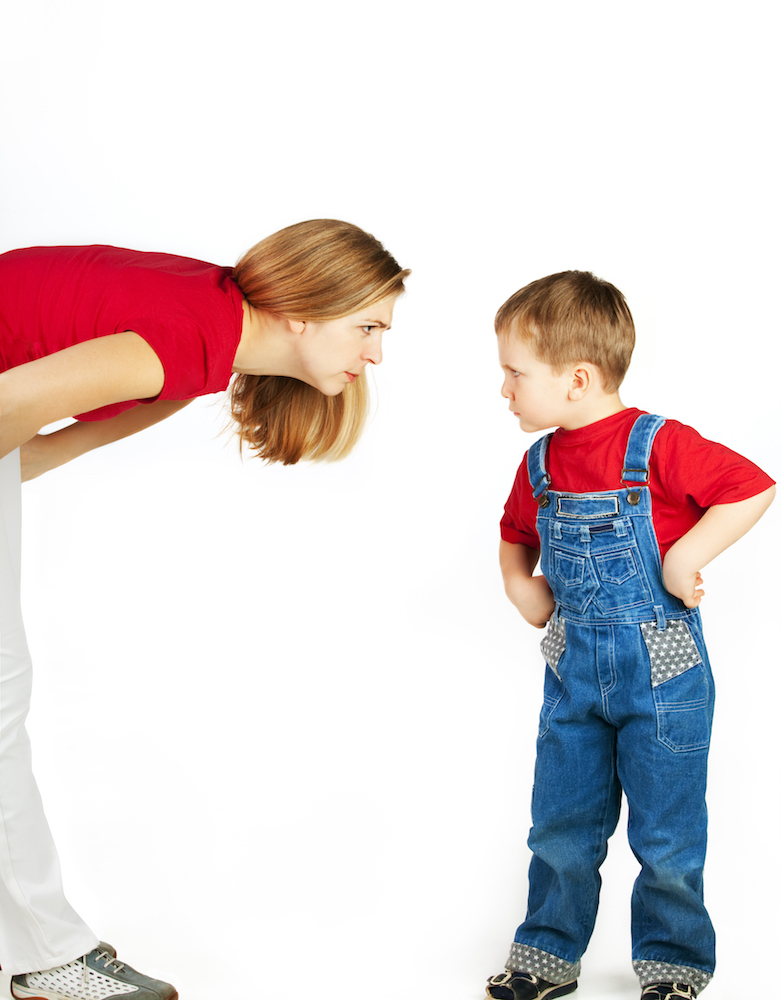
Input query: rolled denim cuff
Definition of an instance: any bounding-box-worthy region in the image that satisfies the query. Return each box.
[634,960,713,994]
[507,942,581,984]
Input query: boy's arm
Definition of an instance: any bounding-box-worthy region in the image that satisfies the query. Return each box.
[663,485,776,607]
[500,540,555,629]
[20,398,192,481]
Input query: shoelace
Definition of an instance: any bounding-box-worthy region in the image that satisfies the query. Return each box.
[79,950,127,989]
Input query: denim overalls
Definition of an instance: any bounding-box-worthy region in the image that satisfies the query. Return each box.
[507,414,716,995]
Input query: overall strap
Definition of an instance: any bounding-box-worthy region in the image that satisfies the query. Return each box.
[621,413,666,485]
[527,434,553,502]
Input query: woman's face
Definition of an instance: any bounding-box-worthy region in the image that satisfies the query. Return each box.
[294,295,397,396]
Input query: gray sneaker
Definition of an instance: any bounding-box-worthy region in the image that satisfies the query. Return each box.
[11,945,178,1000]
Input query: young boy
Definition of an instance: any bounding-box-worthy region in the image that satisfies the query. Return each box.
[486,272,775,1000]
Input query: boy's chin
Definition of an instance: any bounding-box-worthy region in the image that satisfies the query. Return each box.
[520,418,557,433]
[518,417,543,432]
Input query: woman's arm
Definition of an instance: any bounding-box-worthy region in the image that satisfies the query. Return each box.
[663,485,776,607]
[0,332,165,460]
[21,399,193,481]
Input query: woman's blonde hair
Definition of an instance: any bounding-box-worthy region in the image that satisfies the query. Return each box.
[231,219,409,465]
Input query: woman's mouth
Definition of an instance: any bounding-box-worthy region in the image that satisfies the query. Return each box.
[345,372,357,383]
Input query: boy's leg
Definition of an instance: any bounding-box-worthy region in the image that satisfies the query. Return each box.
[507,624,622,982]
[616,621,715,995]
[0,451,98,975]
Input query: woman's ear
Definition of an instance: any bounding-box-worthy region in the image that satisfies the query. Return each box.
[286,319,306,335]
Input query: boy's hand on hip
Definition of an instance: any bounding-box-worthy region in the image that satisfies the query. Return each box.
[663,554,705,608]
[500,543,555,628]
[662,487,775,607]
[508,575,556,628]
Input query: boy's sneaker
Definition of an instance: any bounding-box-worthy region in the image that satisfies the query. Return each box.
[11,945,178,1000]
[487,970,578,1000]
[641,985,696,999]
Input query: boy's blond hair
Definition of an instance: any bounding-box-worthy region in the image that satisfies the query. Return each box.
[495,271,635,393]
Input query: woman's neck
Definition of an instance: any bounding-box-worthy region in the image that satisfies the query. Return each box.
[233,301,300,377]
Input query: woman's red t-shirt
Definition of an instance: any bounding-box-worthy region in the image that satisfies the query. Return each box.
[0,244,244,420]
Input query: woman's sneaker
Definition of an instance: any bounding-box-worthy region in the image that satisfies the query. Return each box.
[11,946,178,1000]
[487,970,578,1000]
[640,985,696,999]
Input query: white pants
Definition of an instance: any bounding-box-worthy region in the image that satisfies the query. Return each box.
[0,451,98,976]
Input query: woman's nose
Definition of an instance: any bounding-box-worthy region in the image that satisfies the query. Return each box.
[363,332,383,365]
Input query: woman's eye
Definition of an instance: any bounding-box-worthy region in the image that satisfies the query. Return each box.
[361,325,375,334]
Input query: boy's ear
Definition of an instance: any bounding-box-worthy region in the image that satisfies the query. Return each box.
[568,364,592,401]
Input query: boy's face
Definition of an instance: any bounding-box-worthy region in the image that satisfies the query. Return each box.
[498,334,573,433]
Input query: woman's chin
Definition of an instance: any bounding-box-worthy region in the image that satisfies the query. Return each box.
[320,377,350,397]
[294,374,343,396]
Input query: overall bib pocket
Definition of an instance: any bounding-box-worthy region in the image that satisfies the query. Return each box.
[591,540,653,613]
[549,538,654,614]
[640,619,712,752]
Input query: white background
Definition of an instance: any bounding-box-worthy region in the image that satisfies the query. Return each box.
[1,2,779,998]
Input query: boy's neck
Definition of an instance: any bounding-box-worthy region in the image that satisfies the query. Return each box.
[559,394,627,431]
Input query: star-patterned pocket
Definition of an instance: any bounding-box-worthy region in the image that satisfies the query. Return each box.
[540,618,566,678]
[639,619,701,687]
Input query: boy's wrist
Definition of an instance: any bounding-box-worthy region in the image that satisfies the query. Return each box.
[505,574,555,627]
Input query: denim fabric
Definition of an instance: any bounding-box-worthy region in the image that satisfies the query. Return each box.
[509,415,716,988]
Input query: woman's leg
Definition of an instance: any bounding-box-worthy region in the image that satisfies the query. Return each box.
[0,450,98,976]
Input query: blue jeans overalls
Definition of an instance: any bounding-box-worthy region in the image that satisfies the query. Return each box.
[507,414,716,994]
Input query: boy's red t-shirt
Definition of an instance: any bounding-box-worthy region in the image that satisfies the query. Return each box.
[0,244,244,420]
[501,408,775,559]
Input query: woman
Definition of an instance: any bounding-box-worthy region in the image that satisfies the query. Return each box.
[0,219,409,1000]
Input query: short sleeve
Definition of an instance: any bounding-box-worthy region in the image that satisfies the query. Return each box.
[652,421,775,508]
[501,454,542,548]
[74,262,244,421]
